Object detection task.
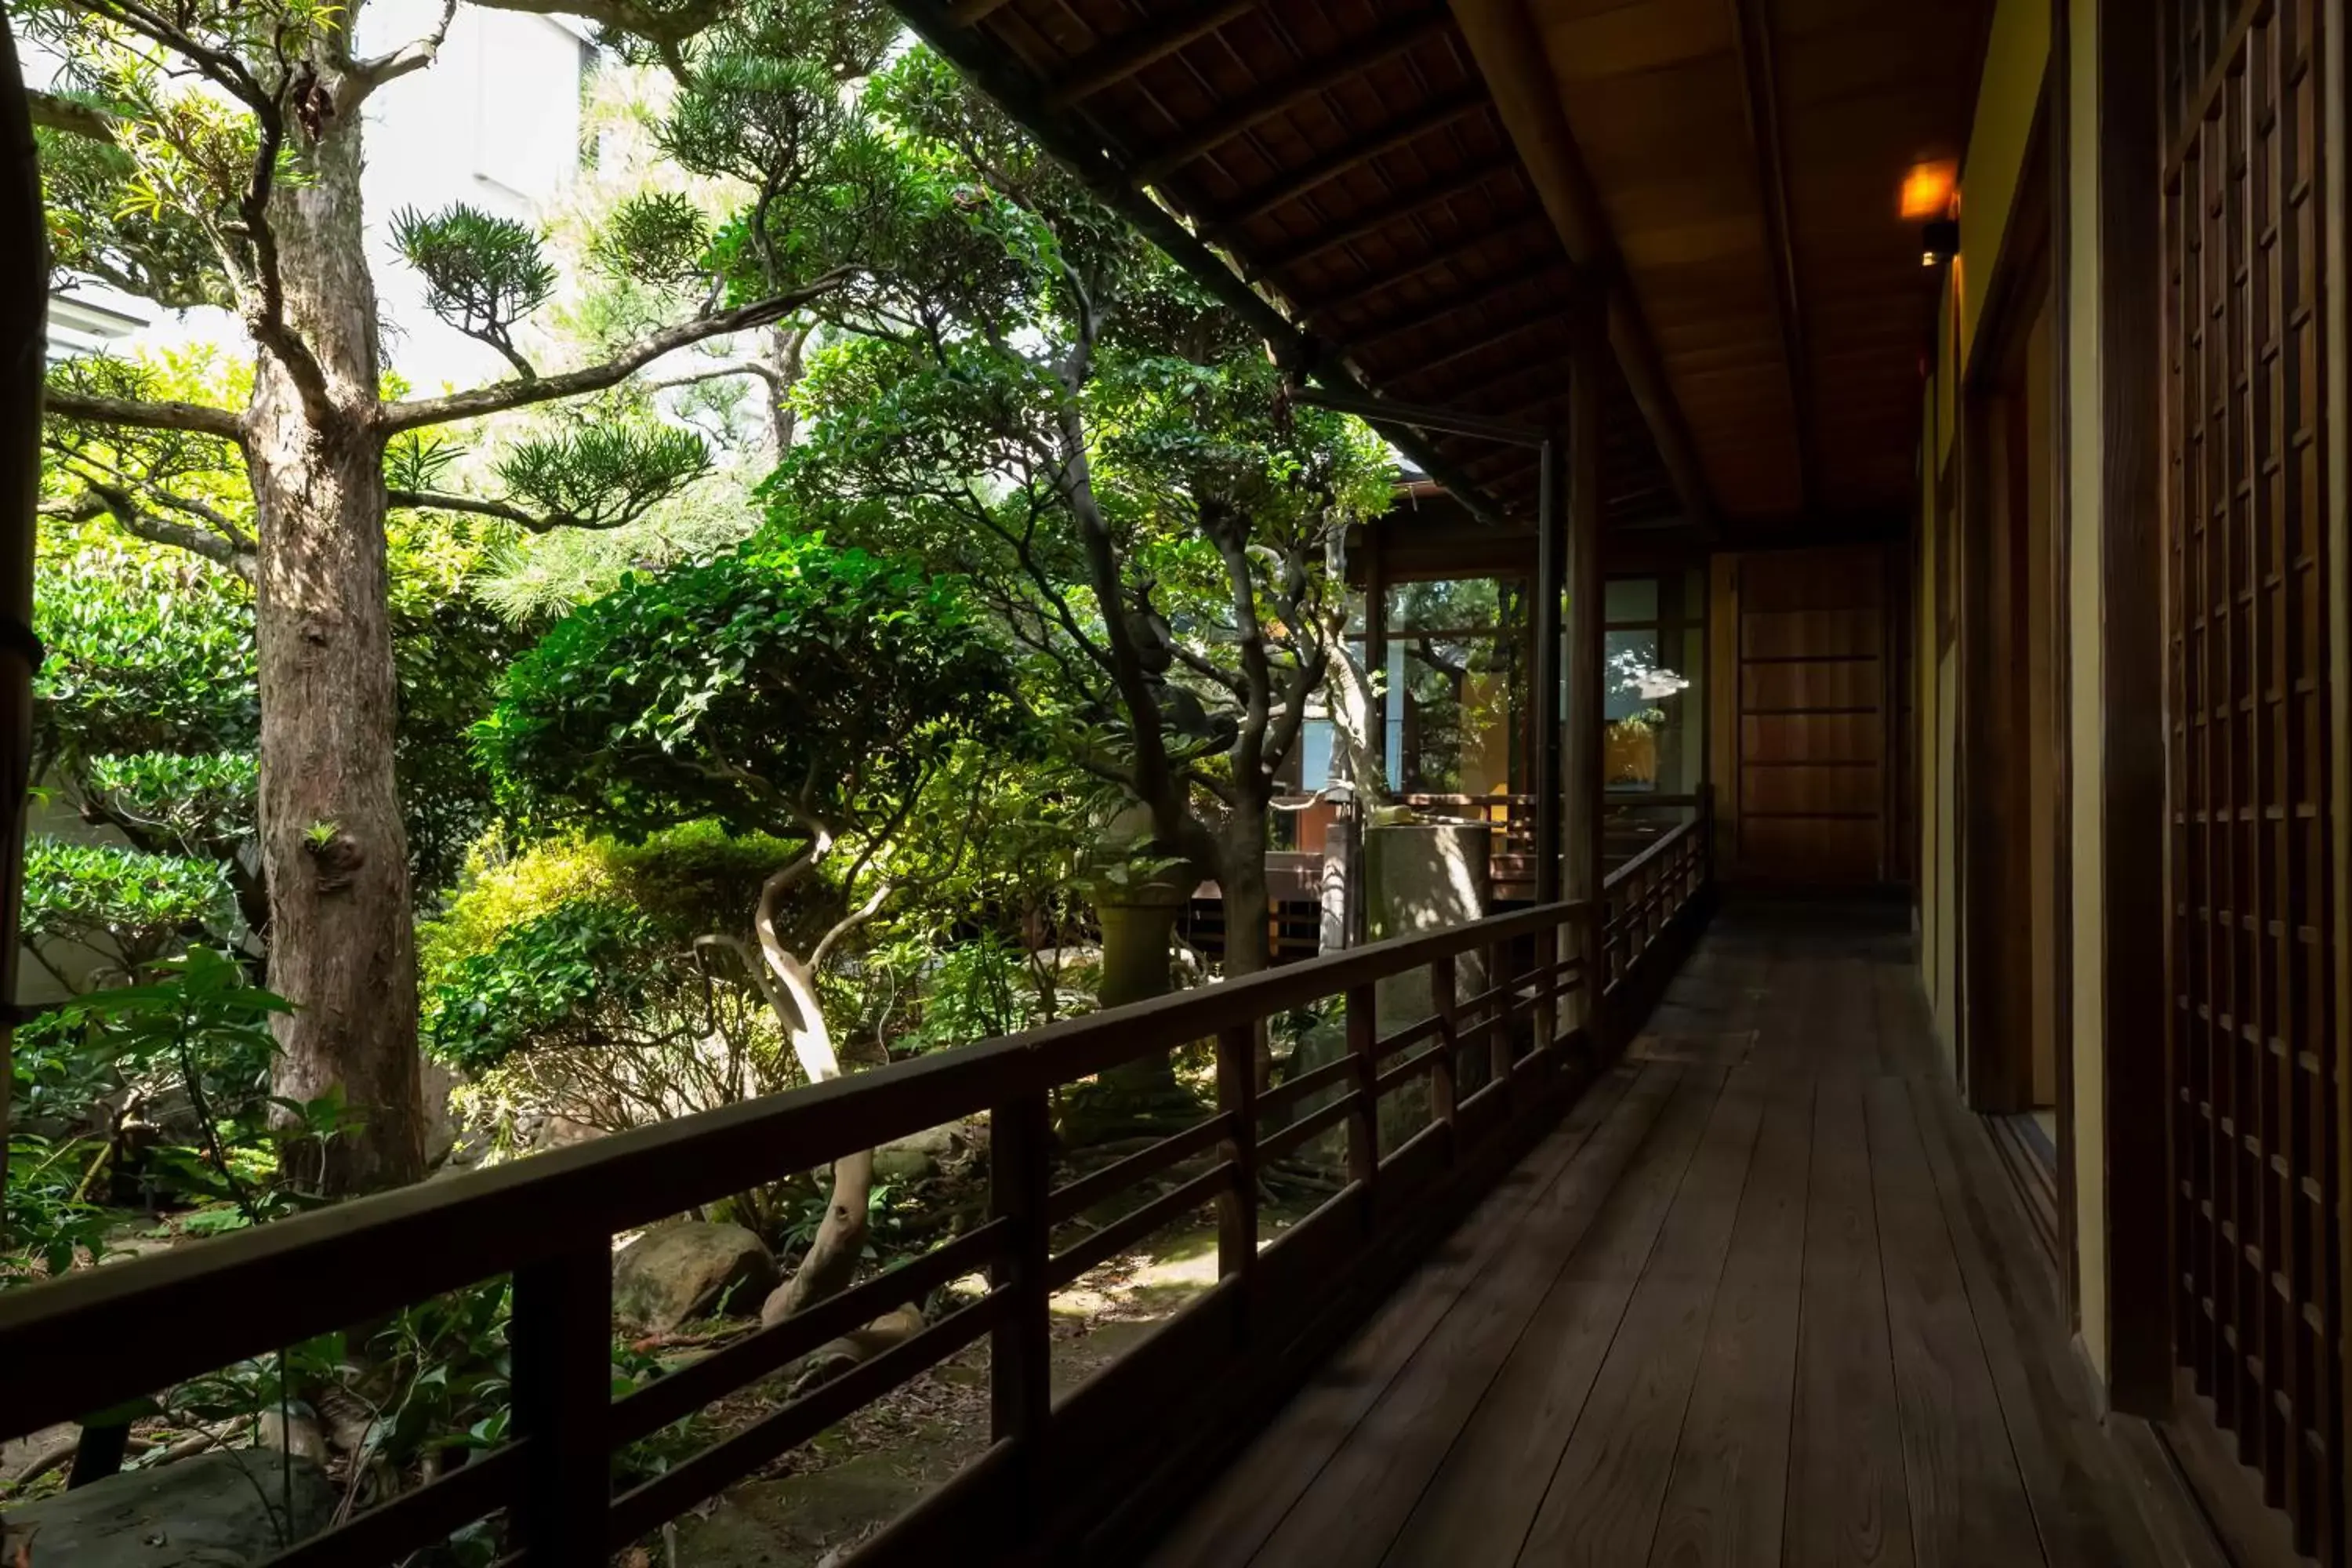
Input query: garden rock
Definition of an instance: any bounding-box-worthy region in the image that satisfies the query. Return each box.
[872,1124,965,1185]
[0,1448,335,1566]
[614,1221,778,1329]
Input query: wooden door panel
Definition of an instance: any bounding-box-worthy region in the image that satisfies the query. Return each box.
[1740,608,1884,659]
[1730,545,1893,884]
[1740,712,1885,764]
[1741,658,1883,711]
[2160,0,2341,1554]
[1741,764,1883,817]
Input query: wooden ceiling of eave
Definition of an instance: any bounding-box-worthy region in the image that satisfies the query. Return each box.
[1527,0,1989,526]
[953,0,1689,532]
[1777,0,1987,514]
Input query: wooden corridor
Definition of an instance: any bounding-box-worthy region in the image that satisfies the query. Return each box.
[1146,902,2182,1568]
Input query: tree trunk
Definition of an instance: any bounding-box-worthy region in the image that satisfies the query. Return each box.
[247,111,424,1194]
[1218,802,1277,1087]
[750,863,871,1325]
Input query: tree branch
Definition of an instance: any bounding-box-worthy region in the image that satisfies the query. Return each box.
[337,0,460,114]
[26,87,116,143]
[384,488,552,531]
[45,386,245,441]
[466,0,727,48]
[377,271,855,433]
[640,360,786,394]
[44,484,256,580]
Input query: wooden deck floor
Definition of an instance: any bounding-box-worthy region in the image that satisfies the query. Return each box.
[1147,901,2182,1568]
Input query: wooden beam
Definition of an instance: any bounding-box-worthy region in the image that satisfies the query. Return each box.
[2091,0,2168,1418]
[1727,0,1815,514]
[1044,0,1260,111]
[1210,88,1489,234]
[1136,10,1450,180]
[1252,153,1516,274]
[1447,0,1718,537]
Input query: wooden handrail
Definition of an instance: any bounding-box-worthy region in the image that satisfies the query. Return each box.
[0,896,1608,1566]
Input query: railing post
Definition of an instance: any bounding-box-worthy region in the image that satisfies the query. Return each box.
[1214,1023,1258,1328]
[990,1090,1054,1535]
[1484,938,1513,1094]
[512,1243,613,1565]
[1532,924,1559,1060]
[1429,956,1459,1148]
[1345,982,1378,1219]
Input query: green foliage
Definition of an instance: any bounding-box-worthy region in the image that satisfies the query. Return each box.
[425,899,659,1072]
[392,204,560,372]
[478,532,1019,840]
[78,751,258,858]
[20,837,235,983]
[35,538,257,763]
[493,420,711,532]
[590,191,712,287]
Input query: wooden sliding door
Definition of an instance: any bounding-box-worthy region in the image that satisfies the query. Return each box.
[1724,544,1892,884]
[2160,0,2343,1553]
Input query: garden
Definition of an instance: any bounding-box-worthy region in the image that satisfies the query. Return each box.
[5,0,1401,1559]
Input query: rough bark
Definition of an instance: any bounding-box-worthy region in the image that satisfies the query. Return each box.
[248,108,424,1193]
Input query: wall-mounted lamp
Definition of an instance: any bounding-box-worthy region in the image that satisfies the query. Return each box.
[1920,217,1960,268]
[1901,158,1960,267]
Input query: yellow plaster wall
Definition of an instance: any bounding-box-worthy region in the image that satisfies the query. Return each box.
[1958,0,2053,382]
[1937,0,2052,468]
[2063,0,2108,1381]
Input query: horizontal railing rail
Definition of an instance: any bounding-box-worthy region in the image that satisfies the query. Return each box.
[0,898,1602,1566]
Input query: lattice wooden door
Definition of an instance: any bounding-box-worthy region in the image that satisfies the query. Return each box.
[2161,0,2341,1554]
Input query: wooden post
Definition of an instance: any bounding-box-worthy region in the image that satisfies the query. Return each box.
[1485,938,1513,1092]
[1533,434,1564,903]
[1345,982,1378,1218]
[989,1091,1054,1530]
[1564,289,1607,1048]
[1363,533,1388,800]
[1214,1023,1258,1324]
[0,9,42,1167]
[512,1243,613,1564]
[1429,956,1459,1146]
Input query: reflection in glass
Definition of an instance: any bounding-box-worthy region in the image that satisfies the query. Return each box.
[1385,579,1527,797]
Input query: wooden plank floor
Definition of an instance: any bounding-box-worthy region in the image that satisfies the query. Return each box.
[1147,901,2180,1568]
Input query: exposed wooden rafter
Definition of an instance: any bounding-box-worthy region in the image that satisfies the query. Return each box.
[887,0,1513,523]
[1251,151,1515,274]
[1334,253,1568,348]
[1446,0,1719,535]
[1044,0,1259,111]
[1136,11,1450,180]
[1728,0,1815,512]
[1309,212,1548,321]
[1210,89,1488,234]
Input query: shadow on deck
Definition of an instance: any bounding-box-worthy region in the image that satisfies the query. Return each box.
[1145,900,2186,1568]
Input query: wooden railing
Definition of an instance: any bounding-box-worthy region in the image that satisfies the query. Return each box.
[0,902,1599,1566]
[1599,792,1713,1005]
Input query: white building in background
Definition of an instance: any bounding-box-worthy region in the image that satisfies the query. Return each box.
[34,2,592,390]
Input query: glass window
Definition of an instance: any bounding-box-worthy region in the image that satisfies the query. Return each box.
[1381,578,1528,799]
[1602,573,1704,800]
[1604,577,1659,624]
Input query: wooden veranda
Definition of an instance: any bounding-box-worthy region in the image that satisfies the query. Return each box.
[5,0,2347,1562]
